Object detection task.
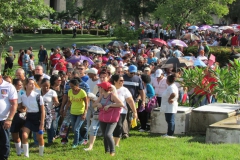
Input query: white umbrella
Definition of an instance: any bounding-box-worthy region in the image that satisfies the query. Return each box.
[207,28,220,33]
[218,26,233,30]
[188,26,199,30]
[88,46,106,54]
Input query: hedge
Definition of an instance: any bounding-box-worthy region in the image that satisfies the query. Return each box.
[14,29,108,35]
[184,46,240,67]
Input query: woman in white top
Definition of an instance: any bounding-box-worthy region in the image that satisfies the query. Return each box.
[111,74,137,147]
[161,74,179,137]
[40,78,59,144]
[19,78,45,157]
[151,69,168,107]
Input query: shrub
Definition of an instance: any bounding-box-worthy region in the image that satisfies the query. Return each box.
[184,46,240,67]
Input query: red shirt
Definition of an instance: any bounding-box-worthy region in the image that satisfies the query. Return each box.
[231,36,238,46]
[50,53,61,66]
[55,59,67,72]
[194,75,217,95]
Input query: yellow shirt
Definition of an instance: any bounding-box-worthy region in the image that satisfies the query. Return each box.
[68,89,87,115]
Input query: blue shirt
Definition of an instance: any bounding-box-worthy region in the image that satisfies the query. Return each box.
[147,57,157,64]
[22,54,30,70]
[146,83,155,99]
[64,80,90,95]
[81,75,89,82]
[173,50,182,58]
[38,50,47,62]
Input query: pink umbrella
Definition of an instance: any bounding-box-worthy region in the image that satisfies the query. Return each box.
[170,40,188,47]
[199,25,212,31]
[151,38,167,46]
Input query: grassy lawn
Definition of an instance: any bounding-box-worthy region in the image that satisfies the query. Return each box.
[9,130,240,160]
[5,34,240,159]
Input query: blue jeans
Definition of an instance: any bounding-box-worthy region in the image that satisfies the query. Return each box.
[165,113,175,136]
[0,121,10,160]
[47,107,60,143]
[89,118,100,136]
[71,114,85,145]
[61,109,71,143]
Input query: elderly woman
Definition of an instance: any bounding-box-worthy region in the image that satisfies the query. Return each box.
[93,82,124,156]
[161,74,179,137]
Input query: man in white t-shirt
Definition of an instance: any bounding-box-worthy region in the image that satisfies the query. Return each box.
[30,65,50,80]
[0,74,18,160]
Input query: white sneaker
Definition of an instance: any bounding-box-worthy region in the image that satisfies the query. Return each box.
[161,134,169,137]
[139,129,146,132]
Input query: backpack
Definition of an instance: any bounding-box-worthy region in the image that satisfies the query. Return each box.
[36,94,53,129]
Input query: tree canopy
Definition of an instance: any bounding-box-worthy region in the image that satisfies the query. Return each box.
[0,0,54,72]
[154,0,235,37]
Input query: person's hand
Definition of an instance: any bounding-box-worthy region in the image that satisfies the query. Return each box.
[54,102,60,107]
[97,103,102,109]
[104,105,110,111]
[168,99,174,104]
[81,113,86,120]
[133,112,138,119]
[3,120,12,130]
[141,102,145,108]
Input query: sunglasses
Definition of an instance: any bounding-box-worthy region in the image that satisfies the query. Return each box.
[78,68,84,70]
[119,80,124,82]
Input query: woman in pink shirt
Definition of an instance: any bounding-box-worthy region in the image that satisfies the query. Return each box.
[151,69,168,107]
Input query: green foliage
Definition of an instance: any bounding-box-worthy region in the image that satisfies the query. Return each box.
[0,0,54,72]
[113,26,141,43]
[154,0,235,37]
[179,59,240,104]
[184,46,240,67]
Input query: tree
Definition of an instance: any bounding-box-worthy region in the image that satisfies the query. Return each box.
[154,0,235,38]
[0,0,54,72]
[224,0,240,23]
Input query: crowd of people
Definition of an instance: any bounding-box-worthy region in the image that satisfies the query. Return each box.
[1,26,239,159]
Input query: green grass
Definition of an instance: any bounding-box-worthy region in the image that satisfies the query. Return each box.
[7,34,114,52]
[9,131,240,160]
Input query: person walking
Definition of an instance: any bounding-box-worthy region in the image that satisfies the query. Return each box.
[93,82,124,156]
[20,78,45,157]
[63,78,88,148]
[0,74,18,160]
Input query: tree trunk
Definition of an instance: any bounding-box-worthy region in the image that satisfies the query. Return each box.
[81,15,83,35]
[134,16,140,30]
[0,45,3,73]
[175,25,182,39]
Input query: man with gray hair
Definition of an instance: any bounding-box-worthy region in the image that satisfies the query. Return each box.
[15,68,26,82]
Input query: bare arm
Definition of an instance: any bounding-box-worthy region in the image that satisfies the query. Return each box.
[6,100,18,123]
[92,94,103,108]
[168,93,176,104]
[104,94,124,110]
[126,97,138,119]
[60,94,68,114]
[39,104,45,130]
[139,89,146,104]
[82,97,88,120]
[52,96,59,107]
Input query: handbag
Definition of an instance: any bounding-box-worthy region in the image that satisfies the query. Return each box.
[98,94,121,123]
[145,96,157,112]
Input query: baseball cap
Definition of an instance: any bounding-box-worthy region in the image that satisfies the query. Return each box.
[141,44,145,48]
[85,68,98,74]
[67,63,73,69]
[144,67,151,71]
[124,42,129,46]
[155,69,163,77]
[128,65,137,73]
[72,44,76,47]
[97,82,112,91]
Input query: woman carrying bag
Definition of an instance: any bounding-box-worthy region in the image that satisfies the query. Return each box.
[93,82,124,156]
